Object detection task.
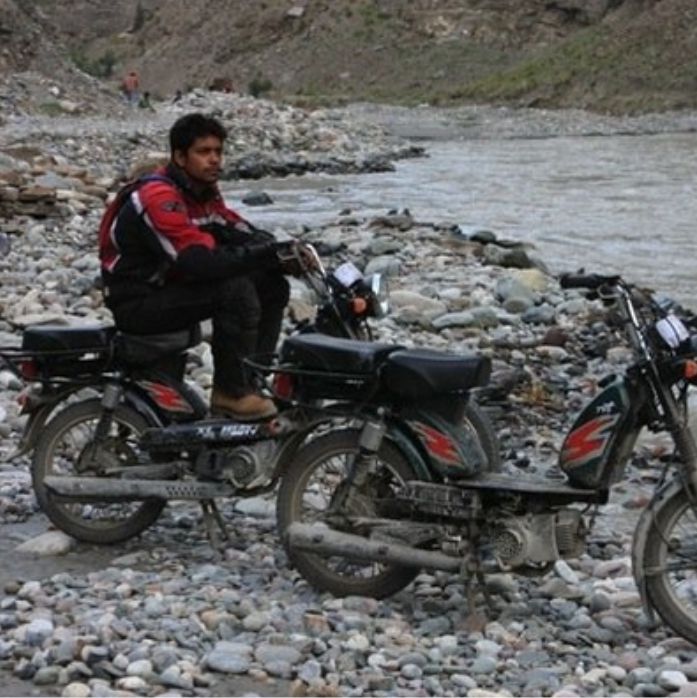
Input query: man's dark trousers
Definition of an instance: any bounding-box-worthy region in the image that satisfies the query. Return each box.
[108,270,290,396]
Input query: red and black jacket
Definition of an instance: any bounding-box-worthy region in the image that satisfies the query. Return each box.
[98,164,276,304]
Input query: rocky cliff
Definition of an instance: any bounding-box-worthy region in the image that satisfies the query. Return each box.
[3,0,697,113]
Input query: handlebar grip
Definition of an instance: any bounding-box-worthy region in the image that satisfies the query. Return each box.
[559,273,620,290]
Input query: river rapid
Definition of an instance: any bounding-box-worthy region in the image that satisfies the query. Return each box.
[225,110,697,309]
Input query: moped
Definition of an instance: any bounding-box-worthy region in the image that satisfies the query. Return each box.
[277,273,697,644]
[1,244,500,545]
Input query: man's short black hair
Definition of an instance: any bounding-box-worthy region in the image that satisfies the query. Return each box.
[169,113,227,154]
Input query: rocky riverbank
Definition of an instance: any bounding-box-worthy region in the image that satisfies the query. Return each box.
[1,95,696,697]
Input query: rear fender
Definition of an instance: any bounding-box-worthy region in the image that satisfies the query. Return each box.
[6,403,55,460]
[272,413,352,480]
[631,475,686,625]
[8,384,169,461]
[385,421,433,482]
[270,415,433,483]
[121,387,168,428]
[8,384,96,460]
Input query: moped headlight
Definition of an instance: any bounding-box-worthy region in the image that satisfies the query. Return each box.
[369,273,390,318]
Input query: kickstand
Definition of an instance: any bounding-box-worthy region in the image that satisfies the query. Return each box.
[461,539,496,631]
[476,567,495,613]
[200,499,230,548]
[462,557,494,613]
[460,561,490,632]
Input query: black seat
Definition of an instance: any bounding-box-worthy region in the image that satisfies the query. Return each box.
[382,348,491,398]
[280,334,404,374]
[22,325,115,353]
[115,326,201,366]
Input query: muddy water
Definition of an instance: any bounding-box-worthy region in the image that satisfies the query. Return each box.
[226,131,697,308]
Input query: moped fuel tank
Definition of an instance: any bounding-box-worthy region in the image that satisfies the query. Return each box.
[559,376,633,489]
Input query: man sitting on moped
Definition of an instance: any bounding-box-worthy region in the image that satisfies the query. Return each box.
[98,112,293,420]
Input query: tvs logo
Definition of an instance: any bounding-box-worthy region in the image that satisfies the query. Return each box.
[561,414,620,467]
[139,381,194,414]
[412,422,461,466]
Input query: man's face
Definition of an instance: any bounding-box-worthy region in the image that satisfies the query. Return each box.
[173,135,223,185]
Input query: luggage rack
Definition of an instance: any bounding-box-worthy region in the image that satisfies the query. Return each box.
[0,344,115,382]
[243,353,380,403]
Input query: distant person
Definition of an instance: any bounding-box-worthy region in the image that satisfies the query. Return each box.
[209,77,234,93]
[172,89,183,104]
[121,70,140,108]
[138,91,155,112]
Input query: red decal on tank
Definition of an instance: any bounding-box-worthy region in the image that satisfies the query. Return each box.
[139,380,193,414]
[561,414,620,467]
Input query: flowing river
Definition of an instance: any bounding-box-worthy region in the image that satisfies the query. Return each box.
[225,126,697,309]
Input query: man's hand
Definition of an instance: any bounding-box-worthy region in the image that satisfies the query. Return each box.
[274,241,318,276]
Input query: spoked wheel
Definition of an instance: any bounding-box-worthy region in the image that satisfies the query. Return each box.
[277,428,420,598]
[644,488,697,643]
[32,399,165,544]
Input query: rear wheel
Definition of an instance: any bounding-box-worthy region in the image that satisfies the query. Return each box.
[643,488,697,643]
[277,429,420,598]
[32,399,165,544]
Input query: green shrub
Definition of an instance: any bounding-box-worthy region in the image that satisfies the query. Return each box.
[132,1,147,32]
[70,49,117,78]
[248,75,273,98]
[37,101,67,116]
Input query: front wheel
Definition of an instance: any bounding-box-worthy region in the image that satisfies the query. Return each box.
[32,399,165,544]
[643,487,697,643]
[277,429,420,598]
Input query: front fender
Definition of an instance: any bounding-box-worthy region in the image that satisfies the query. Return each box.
[631,475,685,624]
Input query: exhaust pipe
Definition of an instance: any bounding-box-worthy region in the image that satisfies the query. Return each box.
[43,476,234,501]
[286,522,461,573]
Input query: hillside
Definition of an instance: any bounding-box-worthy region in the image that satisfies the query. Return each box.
[3,0,697,114]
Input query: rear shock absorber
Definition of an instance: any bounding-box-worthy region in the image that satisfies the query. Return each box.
[329,414,387,516]
[81,380,124,471]
[352,414,387,481]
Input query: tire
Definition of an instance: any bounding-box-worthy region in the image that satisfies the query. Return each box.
[643,487,697,644]
[277,428,421,598]
[463,400,501,473]
[32,399,165,544]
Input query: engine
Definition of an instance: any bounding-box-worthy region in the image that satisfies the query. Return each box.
[195,441,279,489]
[491,509,585,569]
